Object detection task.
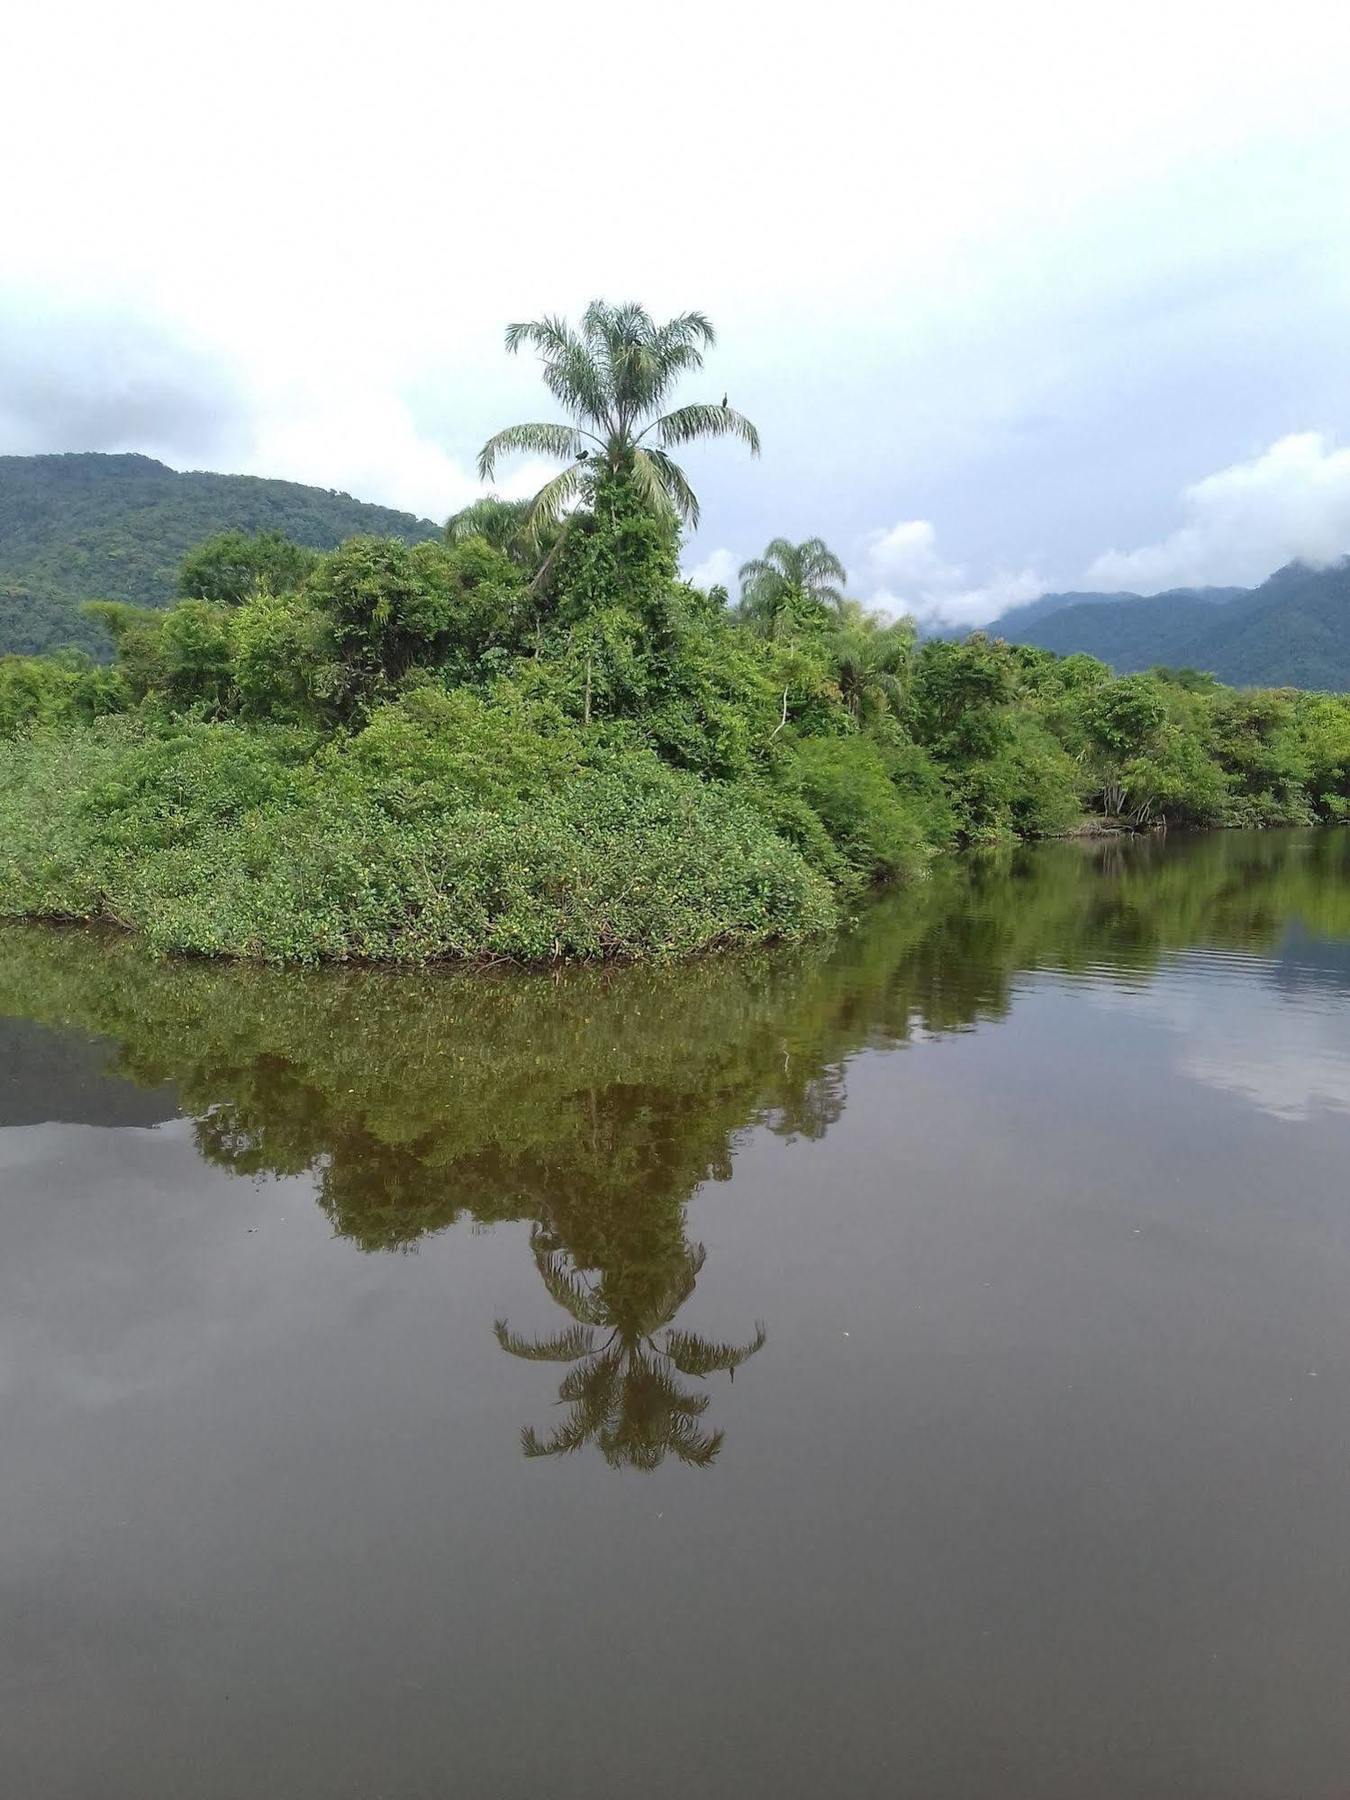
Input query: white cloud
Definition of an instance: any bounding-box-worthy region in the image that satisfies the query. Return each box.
[853,430,1350,629]
[1089,964,1350,1122]
[1085,432,1350,592]
[4,3,1350,584]
[249,393,480,524]
[240,373,558,525]
[861,519,1045,628]
[684,547,738,592]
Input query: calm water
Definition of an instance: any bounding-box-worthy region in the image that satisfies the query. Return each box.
[3,830,1350,1799]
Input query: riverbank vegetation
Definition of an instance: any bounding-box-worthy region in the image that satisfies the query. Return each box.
[2,302,1349,962]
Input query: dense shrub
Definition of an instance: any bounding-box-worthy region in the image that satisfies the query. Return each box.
[0,652,125,738]
[0,715,833,962]
[776,736,935,885]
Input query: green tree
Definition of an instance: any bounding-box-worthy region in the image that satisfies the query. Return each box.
[178,530,320,607]
[737,537,848,641]
[306,535,524,712]
[478,301,760,532]
[830,612,916,722]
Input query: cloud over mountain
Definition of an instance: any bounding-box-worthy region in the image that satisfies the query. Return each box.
[1085,433,1350,593]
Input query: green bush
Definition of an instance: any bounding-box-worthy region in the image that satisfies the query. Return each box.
[0,717,833,962]
[0,652,126,739]
[777,736,935,885]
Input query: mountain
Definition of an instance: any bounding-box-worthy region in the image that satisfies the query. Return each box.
[988,562,1350,690]
[990,584,1245,636]
[0,452,443,656]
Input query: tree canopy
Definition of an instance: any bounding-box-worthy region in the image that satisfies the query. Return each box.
[478,301,760,533]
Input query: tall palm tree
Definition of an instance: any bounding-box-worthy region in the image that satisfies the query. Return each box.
[495,1232,765,1470]
[737,537,848,640]
[477,302,760,534]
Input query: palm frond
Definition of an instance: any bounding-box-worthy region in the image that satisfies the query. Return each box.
[798,537,848,584]
[543,347,611,427]
[739,571,791,610]
[493,1320,596,1362]
[648,403,760,457]
[445,495,531,548]
[521,1418,592,1458]
[523,462,590,536]
[557,1353,622,1406]
[664,1321,767,1377]
[665,1417,725,1468]
[504,314,581,360]
[477,422,593,481]
[872,670,907,712]
[739,539,800,592]
[530,1242,606,1322]
[583,298,639,350]
[653,310,716,354]
[635,447,700,527]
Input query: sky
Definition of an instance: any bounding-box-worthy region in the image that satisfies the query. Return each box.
[4,0,1350,626]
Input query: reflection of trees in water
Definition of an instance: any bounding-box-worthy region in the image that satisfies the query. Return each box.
[496,1232,764,1469]
[2,827,1347,1464]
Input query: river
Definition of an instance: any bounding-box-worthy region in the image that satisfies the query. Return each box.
[2,828,1349,1798]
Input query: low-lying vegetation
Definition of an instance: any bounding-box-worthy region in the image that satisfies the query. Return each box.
[2,303,1348,962]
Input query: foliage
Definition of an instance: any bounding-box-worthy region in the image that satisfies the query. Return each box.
[0,710,835,961]
[305,534,526,715]
[178,529,321,606]
[479,301,759,534]
[774,736,938,886]
[0,452,441,657]
[2,308,1349,965]
[0,650,125,737]
[737,537,847,641]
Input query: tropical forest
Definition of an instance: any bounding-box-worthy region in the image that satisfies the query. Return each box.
[2,302,1349,965]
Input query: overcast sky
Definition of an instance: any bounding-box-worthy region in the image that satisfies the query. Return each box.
[4,0,1350,624]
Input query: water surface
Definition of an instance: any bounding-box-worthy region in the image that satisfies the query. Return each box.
[3,830,1350,1798]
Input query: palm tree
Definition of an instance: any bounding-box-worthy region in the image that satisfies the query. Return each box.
[736,537,848,641]
[444,492,562,576]
[495,1231,765,1470]
[444,494,531,553]
[477,302,760,535]
[831,615,917,722]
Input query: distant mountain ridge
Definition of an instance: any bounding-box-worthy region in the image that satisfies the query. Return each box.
[986,561,1350,691]
[0,451,443,656]
[991,584,1246,635]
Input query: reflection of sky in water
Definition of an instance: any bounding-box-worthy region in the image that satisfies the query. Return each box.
[1082,926,1350,1123]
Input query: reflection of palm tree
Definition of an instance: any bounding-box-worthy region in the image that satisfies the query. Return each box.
[495,1231,765,1470]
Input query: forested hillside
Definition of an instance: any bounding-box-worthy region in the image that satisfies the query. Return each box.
[990,562,1350,690]
[0,453,442,655]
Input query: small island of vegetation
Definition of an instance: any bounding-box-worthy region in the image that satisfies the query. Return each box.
[1,301,1348,964]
